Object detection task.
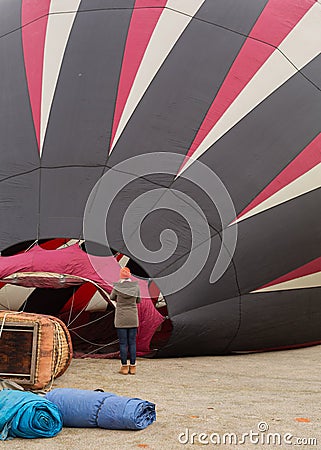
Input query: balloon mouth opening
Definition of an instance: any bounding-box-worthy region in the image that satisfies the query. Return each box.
[0,239,172,357]
[1,272,94,289]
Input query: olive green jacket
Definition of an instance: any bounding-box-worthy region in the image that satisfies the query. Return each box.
[110,280,141,328]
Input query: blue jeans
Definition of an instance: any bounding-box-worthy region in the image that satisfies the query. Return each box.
[117,328,137,365]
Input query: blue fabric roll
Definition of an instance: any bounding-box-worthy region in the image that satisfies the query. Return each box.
[45,388,156,430]
[0,390,63,440]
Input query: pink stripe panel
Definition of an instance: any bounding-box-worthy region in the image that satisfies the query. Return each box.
[22,0,51,152]
[40,238,69,250]
[181,0,314,167]
[0,238,66,289]
[237,133,321,219]
[259,256,321,289]
[110,0,167,148]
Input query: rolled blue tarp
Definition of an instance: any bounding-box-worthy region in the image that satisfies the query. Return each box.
[0,390,62,440]
[46,388,156,430]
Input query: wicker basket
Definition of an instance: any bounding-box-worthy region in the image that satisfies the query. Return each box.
[0,311,72,390]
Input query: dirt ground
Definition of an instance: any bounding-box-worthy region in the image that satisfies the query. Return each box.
[3,345,321,449]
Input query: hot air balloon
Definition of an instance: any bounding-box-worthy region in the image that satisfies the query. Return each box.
[0,0,320,357]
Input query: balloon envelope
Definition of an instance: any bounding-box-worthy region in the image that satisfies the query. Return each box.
[0,0,320,355]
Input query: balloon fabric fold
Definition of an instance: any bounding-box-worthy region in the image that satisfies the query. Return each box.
[0,390,63,440]
[45,388,156,430]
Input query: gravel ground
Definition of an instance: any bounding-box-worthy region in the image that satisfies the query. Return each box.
[3,345,321,449]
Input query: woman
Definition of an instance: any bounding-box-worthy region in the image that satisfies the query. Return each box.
[110,267,141,375]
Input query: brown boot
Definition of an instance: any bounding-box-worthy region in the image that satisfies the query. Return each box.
[129,365,136,375]
[119,365,129,375]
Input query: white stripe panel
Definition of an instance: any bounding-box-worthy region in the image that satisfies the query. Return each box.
[85,290,108,311]
[118,255,130,268]
[0,285,35,310]
[234,162,321,224]
[60,238,81,247]
[178,3,321,176]
[40,0,81,155]
[110,0,205,152]
[252,271,321,293]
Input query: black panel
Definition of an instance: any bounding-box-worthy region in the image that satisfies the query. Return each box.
[39,167,103,239]
[234,188,321,294]
[0,173,39,251]
[301,53,321,90]
[100,171,176,255]
[0,3,39,251]
[196,0,268,34]
[171,167,234,234]
[156,297,240,357]
[41,7,133,166]
[0,0,22,36]
[230,289,321,352]
[0,26,38,179]
[101,171,236,303]
[79,0,134,11]
[153,232,240,316]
